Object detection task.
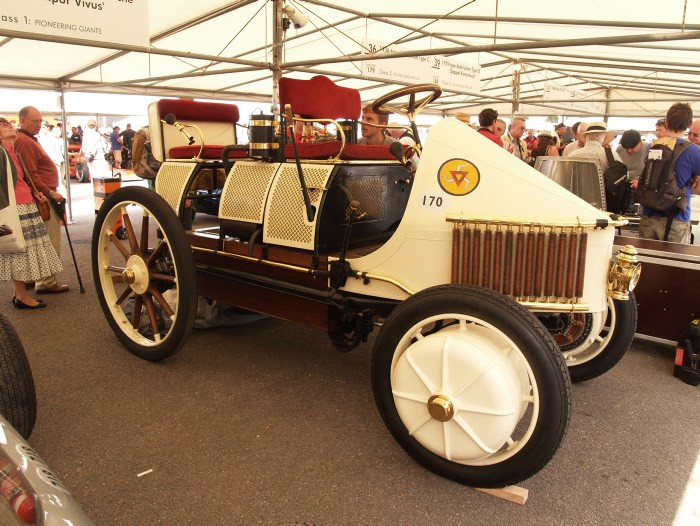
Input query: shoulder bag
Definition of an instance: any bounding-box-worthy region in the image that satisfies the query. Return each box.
[0,147,26,253]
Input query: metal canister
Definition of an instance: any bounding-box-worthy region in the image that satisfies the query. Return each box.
[248,111,279,161]
[336,119,356,144]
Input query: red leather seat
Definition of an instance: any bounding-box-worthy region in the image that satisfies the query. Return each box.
[279,75,396,161]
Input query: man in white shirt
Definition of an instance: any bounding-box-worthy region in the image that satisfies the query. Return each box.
[563,122,588,156]
[569,121,621,172]
[501,117,528,161]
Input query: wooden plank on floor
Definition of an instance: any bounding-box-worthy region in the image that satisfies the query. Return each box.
[476,485,529,505]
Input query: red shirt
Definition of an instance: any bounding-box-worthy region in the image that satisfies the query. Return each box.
[15,130,57,196]
[478,128,504,147]
[523,136,538,151]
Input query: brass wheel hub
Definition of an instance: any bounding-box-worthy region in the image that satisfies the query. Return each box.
[122,268,135,284]
[427,394,455,422]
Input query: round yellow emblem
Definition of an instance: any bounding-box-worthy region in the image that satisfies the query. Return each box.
[437,158,480,196]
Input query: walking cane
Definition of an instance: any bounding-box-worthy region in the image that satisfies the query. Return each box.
[52,198,85,293]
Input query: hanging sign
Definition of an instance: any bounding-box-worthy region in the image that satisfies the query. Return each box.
[0,0,150,47]
[361,39,431,84]
[361,39,481,93]
[543,81,606,114]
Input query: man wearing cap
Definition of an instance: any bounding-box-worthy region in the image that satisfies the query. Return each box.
[639,103,700,244]
[616,130,649,185]
[568,121,621,172]
[563,122,588,156]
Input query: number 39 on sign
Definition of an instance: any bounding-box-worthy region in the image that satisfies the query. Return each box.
[419,193,447,210]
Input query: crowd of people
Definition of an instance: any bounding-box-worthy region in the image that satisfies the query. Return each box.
[472,104,700,244]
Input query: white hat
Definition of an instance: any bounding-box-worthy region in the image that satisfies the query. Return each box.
[538,130,554,138]
[582,121,607,134]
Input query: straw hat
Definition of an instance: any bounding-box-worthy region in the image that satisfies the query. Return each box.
[582,121,607,134]
[455,112,470,123]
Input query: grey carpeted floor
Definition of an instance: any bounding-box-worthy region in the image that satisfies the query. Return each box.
[2,179,698,525]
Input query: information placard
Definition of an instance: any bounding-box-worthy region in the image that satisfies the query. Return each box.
[544,81,605,114]
[0,0,150,47]
[361,40,431,84]
[361,40,481,94]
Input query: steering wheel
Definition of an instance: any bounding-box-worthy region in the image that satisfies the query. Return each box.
[371,84,442,120]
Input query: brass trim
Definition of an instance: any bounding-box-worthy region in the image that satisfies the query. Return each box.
[291,115,346,161]
[608,244,642,301]
[427,394,455,422]
[191,246,415,295]
[447,214,625,229]
[249,142,280,149]
[249,120,279,127]
[518,301,590,312]
[283,159,401,165]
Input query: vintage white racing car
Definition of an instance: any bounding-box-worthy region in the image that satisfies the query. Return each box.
[91,77,640,488]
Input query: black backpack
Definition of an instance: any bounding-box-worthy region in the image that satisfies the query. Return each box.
[637,139,693,213]
[603,148,630,214]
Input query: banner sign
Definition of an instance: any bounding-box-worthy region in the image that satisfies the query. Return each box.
[0,0,150,47]
[361,40,480,93]
[543,81,606,114]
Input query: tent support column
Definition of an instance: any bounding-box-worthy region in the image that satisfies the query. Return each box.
[603,88,611,124]
[271,0,284,118]
[511,61,521,115]
[59,84,74,224]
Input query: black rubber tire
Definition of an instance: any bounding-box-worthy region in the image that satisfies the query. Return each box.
[567,293,637,383]
[91,186,197,361]
[75,162,90,183]
[0,313,37,439]
[371,284,571,488]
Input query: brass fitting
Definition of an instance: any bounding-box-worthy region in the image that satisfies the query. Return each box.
[608,245,642,301]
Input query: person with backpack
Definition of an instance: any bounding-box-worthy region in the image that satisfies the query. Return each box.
[638,103,700,243]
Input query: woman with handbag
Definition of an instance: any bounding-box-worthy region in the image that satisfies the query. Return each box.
[0,117,62,309]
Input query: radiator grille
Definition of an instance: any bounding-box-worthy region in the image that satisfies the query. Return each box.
[219,162,278,223]
[155,162,197,213]
[451,221,588,303]
[263,164,334,250]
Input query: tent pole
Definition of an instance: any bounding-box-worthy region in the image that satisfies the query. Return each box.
[511,61,521,115]
[58,84,74,224]
[271,0,284,118]
[603,88,611,125]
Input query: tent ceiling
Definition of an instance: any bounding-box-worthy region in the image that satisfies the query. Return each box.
[1,0,699,117]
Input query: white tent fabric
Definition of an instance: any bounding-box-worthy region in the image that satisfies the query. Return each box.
[0,0,699,118]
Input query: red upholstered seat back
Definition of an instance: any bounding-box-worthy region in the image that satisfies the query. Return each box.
[157,99,240,123]
[279,76,361,120]
[149,98,241,161]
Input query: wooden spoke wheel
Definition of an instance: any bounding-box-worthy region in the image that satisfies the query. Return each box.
[91,186,197,361]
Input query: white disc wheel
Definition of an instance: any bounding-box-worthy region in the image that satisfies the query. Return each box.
[91,186,197,361]
[372,285,570,488]
[541,293,637,382]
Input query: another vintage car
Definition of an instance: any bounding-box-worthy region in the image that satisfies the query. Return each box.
[91,76,640,488]
[0,314,92,525]
[67,143,90,183]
